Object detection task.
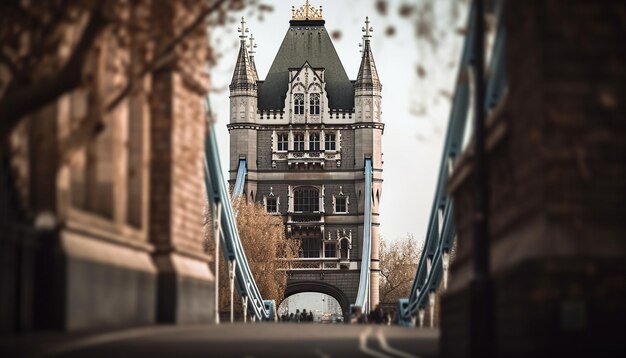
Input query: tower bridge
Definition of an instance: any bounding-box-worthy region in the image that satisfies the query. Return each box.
[1,1,624,357]
[226,7,382,317]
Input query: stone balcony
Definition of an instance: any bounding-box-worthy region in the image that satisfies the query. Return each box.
[272,150,341,169]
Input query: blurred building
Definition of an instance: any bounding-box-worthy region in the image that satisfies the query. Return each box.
[228,3,383,315]
[0,1,214,334]
[441,0,626,356]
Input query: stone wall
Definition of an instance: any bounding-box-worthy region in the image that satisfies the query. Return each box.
[441,0,626,356]
[0,0,215,334]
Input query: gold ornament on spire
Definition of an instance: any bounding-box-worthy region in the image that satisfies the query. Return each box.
[291,0,323,20]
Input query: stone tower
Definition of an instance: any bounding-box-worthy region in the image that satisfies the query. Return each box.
[228,3,383,314]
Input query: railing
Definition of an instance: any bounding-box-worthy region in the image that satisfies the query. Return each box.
[204,101,272,321]
[354,159,373,312]
[280,257,341,271]
[400,0,508,324]
[233,159,246,197]
[272,150,341,165]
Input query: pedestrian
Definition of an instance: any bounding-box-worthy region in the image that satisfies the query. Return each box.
[296,309,300,323]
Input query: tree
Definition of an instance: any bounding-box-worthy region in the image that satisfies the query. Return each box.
[379,234,422,303]
[205,199,300,314]
[0,0,280,158]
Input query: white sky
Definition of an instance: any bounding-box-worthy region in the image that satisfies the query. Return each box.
[208,0,466,245]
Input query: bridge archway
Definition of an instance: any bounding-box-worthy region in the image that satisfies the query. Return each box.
[282,281,351,320]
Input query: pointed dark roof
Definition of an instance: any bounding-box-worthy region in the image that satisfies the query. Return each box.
[249,55,259,81]
[258,22,354,110]
[355,39,381,92]
[230,41,257,92]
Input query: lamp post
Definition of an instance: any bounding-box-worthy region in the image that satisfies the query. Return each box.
[470,0,494,356]
[213,201,221,324]
[228,258,237,324]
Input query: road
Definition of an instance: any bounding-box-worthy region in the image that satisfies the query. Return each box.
[2,324,439,358]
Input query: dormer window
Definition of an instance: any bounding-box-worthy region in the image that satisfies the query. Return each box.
[294,94,305,114]
[309,93,320,114]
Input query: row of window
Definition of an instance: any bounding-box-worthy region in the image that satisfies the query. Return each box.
[300,239,349,259]
[294,93,320,115]
[276,132,336,151]
[265,189,347,213]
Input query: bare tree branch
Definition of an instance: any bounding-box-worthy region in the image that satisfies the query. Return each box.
[105,0,228,113]
[0,5,106,143]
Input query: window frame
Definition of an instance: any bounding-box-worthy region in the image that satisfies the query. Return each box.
[266,197,278,213]
[301,237,321,258]
[324,133,336,151]
[293,187,320,213]
[324,242,337,258]
[293,132,305,151]
[309,93,320,115]
[277,132,288,152]
[294,93,305,115]
[335,196,347,213]
[309,132,320,151]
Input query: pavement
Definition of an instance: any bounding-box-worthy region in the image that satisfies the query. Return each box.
[0,323,439,358]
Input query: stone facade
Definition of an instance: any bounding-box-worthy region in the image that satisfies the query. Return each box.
[228,12,383,313]
[441,0,626,356]
[0,1,214,334]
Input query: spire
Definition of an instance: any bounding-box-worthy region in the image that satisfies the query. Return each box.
[355,17,381,94]
[230,17,257,94]
[247,33,259,81]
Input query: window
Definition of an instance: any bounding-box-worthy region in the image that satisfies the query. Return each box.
[294,187,319,212]
[340,238,349,259]
[301,238,320,258]
[277,133,288,151]
[294,133,305,151]
[325,133,336,151]
[335,197,347,213]
[294,94,305,114]
[309,132,320,151]
[324,242,337,258]
[309,93,320,114]
[266,197,278,213]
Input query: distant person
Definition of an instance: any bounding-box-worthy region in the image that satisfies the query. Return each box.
[289,313,295,322]
[301,309,307,322]
[296,309,300,323]
[308,311,313,322]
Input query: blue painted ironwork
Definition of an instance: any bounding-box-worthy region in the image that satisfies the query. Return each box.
[233,159,247,197]
[354,158,373,312]
[400,0,508,321]
[204,100,272,321]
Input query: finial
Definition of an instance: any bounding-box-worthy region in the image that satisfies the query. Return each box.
[292,1,323,20]
[247,34,257,55]
[238,16,249,42]
[362,16,373,40]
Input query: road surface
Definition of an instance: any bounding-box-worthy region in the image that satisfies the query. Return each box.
[1,323,439,357]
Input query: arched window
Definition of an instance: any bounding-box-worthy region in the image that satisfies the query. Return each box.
[293,187,319,212]
[339,238,349,260]
[294,93,305,115]
[309,93,320,114]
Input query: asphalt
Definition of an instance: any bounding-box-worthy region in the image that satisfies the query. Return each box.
[0,323,439,358]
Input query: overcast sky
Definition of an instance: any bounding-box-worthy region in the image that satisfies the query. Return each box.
[208,0,467,245]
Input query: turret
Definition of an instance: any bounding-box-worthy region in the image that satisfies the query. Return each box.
[355,17,382,123]
[355,18,382,98]
[229,17,258,197]
[230,17,257,124]
[247,34,259,82]
[353,17,383,309]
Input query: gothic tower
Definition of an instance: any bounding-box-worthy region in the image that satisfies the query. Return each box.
[228,3,383,314]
